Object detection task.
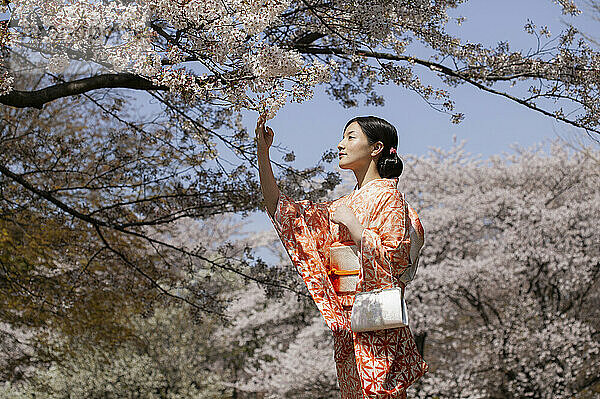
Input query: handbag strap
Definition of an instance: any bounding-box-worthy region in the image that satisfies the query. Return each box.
[374,191,409,288]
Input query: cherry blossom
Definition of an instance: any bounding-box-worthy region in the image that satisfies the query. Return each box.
[1,1,599,132]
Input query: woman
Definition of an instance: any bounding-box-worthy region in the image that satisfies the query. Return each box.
[256,114,428,398]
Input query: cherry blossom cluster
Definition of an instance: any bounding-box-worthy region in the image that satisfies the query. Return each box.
[2,0,598,130]
[0,71,12,95]
[0,18,12,95]
[2,0,333,116]
[401,140,600,398]
[10,0,158,70]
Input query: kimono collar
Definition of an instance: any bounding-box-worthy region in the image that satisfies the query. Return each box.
[353,177,399,193]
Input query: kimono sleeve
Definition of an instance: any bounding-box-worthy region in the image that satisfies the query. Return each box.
[267,192,347,330]
[268,192,333,264]
[359,190,410,292]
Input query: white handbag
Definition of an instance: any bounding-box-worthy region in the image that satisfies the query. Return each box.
[349,193,422,333]
[350,284,407,332]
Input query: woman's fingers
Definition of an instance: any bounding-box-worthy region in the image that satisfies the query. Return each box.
[255,114,274,152]
[256,114,273,150]
[255,115,265,140]
[256,115,263,130]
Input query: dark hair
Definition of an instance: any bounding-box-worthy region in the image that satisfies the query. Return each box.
[344,116,403,178]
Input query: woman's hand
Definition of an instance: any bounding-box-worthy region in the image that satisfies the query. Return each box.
[332,204,365,246]
[255,113,280,217]
[331,204,357,227]
[255,114,274,154]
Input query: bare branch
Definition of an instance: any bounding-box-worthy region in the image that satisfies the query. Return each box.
[0,73,168,109]
[296,45,600,134]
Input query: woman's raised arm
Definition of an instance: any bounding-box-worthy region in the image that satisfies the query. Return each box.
[256,114,280,218]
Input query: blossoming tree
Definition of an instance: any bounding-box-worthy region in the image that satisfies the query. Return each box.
[0,80,316,383]
[0,40,332,374]
[0,0,599,134]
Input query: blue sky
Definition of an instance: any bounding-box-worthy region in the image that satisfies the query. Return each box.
[241,0,598,235]
[242,0,597,168]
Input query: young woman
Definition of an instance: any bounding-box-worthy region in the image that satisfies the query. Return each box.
[256,114,428,398]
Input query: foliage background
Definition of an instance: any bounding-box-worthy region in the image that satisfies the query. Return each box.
[0,0,599,398]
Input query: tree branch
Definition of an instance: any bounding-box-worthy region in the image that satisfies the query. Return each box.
[0,162,310,301]
[295,45,600,135]
[0,73,168,109]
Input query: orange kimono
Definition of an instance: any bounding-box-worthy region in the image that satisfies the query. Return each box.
[269,178,428,399]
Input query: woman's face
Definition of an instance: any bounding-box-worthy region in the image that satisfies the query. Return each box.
[337,122,378,171]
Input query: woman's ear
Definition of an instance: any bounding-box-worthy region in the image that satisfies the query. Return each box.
[371,141,384,157]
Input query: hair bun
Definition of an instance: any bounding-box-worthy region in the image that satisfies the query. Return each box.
[380,153,403,178]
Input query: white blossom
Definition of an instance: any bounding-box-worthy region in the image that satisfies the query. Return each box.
[3,0,596,128]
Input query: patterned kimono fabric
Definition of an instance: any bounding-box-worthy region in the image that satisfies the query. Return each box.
[269,178,428,399]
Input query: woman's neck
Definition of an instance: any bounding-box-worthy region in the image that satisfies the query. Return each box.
[353,162,382,189]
